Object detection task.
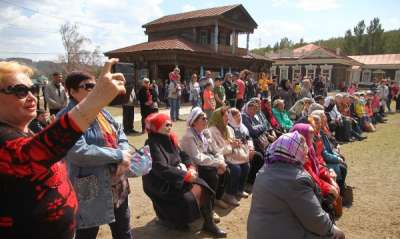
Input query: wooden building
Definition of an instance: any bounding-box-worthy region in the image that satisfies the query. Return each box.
[349,54,400,83]
[105,4,272,86]
[269,44,361,89]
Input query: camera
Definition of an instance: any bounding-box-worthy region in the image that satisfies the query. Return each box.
[109,62,135,106]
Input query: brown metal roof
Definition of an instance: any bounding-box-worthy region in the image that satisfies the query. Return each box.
[143,4,241,27]
[349,54,400,65]
[105,37,211,54]
[105,37,272,62]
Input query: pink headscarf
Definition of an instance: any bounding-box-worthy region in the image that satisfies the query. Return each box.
[266,131,308,165]
[290,123,319,175]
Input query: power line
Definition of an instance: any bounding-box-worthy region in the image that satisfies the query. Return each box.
[0,23,59,34]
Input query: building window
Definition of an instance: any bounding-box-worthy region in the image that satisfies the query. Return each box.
[395,70,400,82]
[199,30,208,45]
[320,65,333,83]
[279,66,289,80]
[292,66,301,81]
[270,66,277,77]
[362,70,371,82]
[305,65,316,80]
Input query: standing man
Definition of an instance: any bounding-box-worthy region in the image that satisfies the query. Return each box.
[138,78,157,133]
[223,72,237,108]
[122,87,139,134]
[44,72,68,115]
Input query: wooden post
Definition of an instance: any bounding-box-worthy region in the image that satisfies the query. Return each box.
[246,32,250,55]
[214,21,219,53]
[231,30,236,55]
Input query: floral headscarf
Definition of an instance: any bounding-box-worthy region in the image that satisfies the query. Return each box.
[266,131,308,165]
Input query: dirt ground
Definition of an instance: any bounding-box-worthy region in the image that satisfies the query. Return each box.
[98,112,400,239]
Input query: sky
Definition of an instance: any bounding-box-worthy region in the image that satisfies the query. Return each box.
[0,0,399,61]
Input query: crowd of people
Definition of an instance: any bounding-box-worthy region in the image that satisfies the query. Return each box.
[1,60,398,239]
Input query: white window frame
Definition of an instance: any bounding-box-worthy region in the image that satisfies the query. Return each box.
[320,64,333,83]
[279,65,289,80]
[395,70,400,82]
[270,65,277,77]
[292,65,301,81]
[362,70,371,82]
[305,64,316,79]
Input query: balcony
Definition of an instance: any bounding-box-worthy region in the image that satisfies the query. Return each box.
[204,44,248,57]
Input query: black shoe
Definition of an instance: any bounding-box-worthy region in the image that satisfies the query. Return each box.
[203,222,227,238]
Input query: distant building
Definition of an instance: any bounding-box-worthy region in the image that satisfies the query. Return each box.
[269,44,400,89]
[105,4,273,85]
[348,54,400,83]
[268,44,361,89]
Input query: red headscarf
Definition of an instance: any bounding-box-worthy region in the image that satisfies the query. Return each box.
[145,113,179,146]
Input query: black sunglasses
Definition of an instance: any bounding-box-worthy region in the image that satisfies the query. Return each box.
[0,84,39,99]
[78,83,96,90]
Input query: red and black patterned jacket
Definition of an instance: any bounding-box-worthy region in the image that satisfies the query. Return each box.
[0,113,82,239]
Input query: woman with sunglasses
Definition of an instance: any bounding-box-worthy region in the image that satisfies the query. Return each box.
[0,59,126,239]
[142,113,226,238]
[57,71,133,239]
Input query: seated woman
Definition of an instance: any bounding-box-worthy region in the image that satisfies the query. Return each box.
[291,124,339,200]
[58,71,133,239]
[0,59,126,239]
[272,99,293,132]
[260,97,282,135]
[180,107,229,212]
[352,95,375,132]
[247,132,345,239]
[311,110,348,195]
[324,96,352,142]
[241,100,270,192]
[253,98,277,142]
[142,113,226,238]
[227,108,253,198]
[207,107,245,206]
[288,97,312,121]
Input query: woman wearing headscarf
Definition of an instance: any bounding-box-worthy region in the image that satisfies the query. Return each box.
[142,113,226,238]
[260,97,282,133]
[247,132,345,239]
[208,107,242,206]
[289,97,313,121]
[311,111,348,194]
[324,96,352,142]
[226,108,251,199]
[290,124,339,200]
[272,99,293,132]
[180,107,229,213]
[241,100,271,192]
[278,79,296,110]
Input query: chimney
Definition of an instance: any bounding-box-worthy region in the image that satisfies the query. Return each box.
[336,48,341,56]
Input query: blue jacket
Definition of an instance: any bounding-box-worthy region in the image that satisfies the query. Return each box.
[58,100,130,229]
[320,131,343,180]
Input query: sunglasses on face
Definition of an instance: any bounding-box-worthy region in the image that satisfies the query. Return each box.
[0,84,39,99]
[78,83,96,91]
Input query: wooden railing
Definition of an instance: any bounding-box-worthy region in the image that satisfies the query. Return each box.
[204,44,248,56]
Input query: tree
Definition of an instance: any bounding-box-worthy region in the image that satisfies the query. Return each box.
[59,22,102,74]
[343,29,354,55]
[353,20,366,54]
[366,18,384,54]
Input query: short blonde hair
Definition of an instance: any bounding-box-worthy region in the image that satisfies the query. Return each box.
[273,99,284,108]
[0,61,33,85]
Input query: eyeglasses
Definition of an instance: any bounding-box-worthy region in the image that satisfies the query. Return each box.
[166,123,173,127]
[0,84,39,99]
[199,116,207,121]
[78,83,96,91]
